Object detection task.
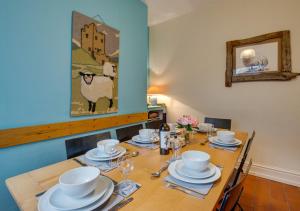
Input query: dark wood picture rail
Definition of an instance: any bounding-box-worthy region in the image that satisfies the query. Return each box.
[0,112,148,148]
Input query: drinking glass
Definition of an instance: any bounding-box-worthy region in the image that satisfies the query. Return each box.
[170,137,181,161]
[152,129,160,144]
[207,124,215,138]
[117,156,134,191]
[104,144,116,167]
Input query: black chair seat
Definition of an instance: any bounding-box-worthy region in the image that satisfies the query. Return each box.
[116,124,143,142]
[204,117,231,130]
[145,120,162,129]
[65,132,111,159]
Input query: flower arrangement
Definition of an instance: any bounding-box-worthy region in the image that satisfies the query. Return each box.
[176,115,198,131]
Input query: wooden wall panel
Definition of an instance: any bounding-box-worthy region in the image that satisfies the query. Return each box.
[0,112,148,148]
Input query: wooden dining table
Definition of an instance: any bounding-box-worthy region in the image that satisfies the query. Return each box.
[6,131,248,211]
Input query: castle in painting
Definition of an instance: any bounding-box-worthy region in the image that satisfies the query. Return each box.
[81,23,109,65]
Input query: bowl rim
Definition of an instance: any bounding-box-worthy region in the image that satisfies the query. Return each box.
[182,150,210,161]
[217,131,235,135]
[59,167,100,186]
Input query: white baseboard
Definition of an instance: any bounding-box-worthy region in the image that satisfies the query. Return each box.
[247,162,300,187]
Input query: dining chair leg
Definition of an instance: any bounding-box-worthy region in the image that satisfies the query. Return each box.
[237,202,243,211]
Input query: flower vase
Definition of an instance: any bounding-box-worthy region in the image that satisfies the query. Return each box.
[185,129,193,144]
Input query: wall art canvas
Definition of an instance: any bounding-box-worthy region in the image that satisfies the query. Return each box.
[71,11,119,116]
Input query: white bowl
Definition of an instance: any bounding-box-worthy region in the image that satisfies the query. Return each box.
[97,139,119,154]
[139,129,155,139]
[182,151,210,171]
[217,131,235,143]
[59,167,100,198]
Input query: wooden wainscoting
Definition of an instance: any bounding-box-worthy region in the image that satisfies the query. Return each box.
[0,112,148,148]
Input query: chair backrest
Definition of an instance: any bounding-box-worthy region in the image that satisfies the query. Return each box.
[243,130,255,160]
[204,117,231,130]
[220,159,252,211]
[231,130,255,187]
[65,132,111,159]
[116,124,143,142]
[145,120,162,129]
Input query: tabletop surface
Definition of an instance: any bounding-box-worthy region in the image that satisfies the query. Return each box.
[6,131,248,211]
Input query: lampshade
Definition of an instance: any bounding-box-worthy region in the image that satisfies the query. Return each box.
[147,85,167,94]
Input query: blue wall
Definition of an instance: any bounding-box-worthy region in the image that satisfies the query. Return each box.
[0,0,148,210]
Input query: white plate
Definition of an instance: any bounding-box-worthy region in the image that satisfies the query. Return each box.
[38,176,114,211]
[85,146,126,161]
[168,160,221,184]
[89,147,121,158]
[175,160,216,179]
[49,176,108,210]
[209,136,241,147]
[132,135,159,144]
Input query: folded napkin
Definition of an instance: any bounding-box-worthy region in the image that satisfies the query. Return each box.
[165,165,223,198]
[164,175,214,196]
[114,180,142,198]
[126,140,159,150]
[77,155,118,172]
[94,192,124,211]
[209,143,237,152]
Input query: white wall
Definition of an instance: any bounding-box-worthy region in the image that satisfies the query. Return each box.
[149,0,300,186]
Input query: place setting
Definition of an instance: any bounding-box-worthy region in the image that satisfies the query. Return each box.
[126,129,160,149]
[38,155,140,211]
[76,139,126,172]
[194,123,217,134]
[208,131,242,151]
[164,150,222,199]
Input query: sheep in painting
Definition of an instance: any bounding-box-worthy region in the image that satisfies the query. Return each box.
[103,62,117,80]
[79,71,114,113]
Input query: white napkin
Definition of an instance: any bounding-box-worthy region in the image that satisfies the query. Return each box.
[126,140,159,150]
[77,155,118,172]
[165,175,214,196]
[114,180,142,197]
[209,143,237,151]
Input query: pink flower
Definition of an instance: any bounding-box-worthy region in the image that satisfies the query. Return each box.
[177,115,198,127]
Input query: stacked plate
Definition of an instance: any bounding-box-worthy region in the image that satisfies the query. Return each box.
[131,135,158,144]
[168,151,221,184]
[38,167,114,211]
[208,131,241,147]
[85,145,126,161]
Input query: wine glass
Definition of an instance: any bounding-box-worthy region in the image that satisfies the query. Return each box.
[117,156,134,191]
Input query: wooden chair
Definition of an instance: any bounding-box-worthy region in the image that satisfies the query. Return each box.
[145,120,162,129]
[218,159,253,211]
[65,132,111,159]
[204,117,231,130]
[231,131,255,187]
[116,124,143,142]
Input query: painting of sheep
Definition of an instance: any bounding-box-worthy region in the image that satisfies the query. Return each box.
[71,11,119,116]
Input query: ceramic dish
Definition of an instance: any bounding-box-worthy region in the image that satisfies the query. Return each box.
[85,146,126,161]
[175,160,216,179]
[49,176,108,210]
[38,176,114,211]
[168,160,221,184]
